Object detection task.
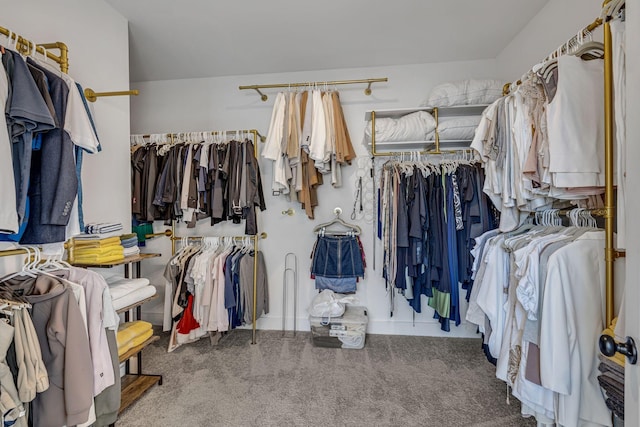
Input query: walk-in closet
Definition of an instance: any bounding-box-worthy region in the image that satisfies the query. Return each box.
[0,0,638,426]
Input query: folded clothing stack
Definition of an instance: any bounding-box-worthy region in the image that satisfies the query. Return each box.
[598,318,625,420]
[117,321,153,356]
[105,276,157,311]
[120,233,140,257]
[69,236,125,264]
[85,222,123,234]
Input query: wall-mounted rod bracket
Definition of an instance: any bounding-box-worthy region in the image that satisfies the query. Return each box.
[84,88,140,102]
[255,88,268,102]
[365,82,373,96]
[144,229,173,240]
[255,130,267,143]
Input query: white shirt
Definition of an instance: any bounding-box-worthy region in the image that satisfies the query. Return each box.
[180,145,195,222]
[474,235,510,358]
[0,60,19,234]
[63,78,100,153]
[262,92,286,161]
[67,268,116,396]
[32,58,100,153]
[611,19,627,248]
[308,90,327,163]
[547,56,605,189]
[539,231,612,427]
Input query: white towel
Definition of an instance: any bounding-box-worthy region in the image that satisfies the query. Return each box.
[106,276,150,300]
[112,286,157,311]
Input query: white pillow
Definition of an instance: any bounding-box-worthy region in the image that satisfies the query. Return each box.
[365,110,436,142]
[427,116,482,141]
[421,79,504,107]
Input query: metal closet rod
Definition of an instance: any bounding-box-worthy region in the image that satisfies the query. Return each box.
[133,129,266,144]
[239,77,388,101]
[167,221,267,255]
[380,148,476,162]
[171,232,268,242]
[0,248,29,258]
[0,25,68,73]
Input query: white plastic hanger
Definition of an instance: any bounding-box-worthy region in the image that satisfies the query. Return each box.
[313,208,361,236]
[1,247,38,281]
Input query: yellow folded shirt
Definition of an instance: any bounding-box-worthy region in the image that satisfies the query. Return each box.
[117,321,154,356]
[118,340,133,356]
[72,253,125,265]
[74,245,124,256]
[117,330,153,357]
[72,236,123,248]
[130,329,153,349]
[117,321,153,347]
[72,245,125,264]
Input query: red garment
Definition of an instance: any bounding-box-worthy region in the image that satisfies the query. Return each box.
[176,294,200,334]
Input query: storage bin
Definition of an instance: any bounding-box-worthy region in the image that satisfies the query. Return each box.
[309,305,368,349]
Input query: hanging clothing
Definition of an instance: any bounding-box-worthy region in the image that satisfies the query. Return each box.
[0,320,27,427]
[611,18,626,248]
[378,159,498,327]
[2,274,93,427]
[310,234,365,293]
[0,263,120,427]
[0,46,99,245]
[547,56,605,189]
[263,90,356,219]
[0,52,20,234]
[163,239,269,352]
[472,55,608,233]
[131,136,266,235]
[467,225,612,426]
[239,251,269,324]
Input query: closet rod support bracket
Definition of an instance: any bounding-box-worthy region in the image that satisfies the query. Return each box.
[145,229,173,240]
[254,88,268,102]
[84,88,140,103]
[255,130,267,143]
[364,82,372,96]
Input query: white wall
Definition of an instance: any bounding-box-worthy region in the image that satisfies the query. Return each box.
[131,59,500,337]
[0,0,131,276]
[496,0,605,79]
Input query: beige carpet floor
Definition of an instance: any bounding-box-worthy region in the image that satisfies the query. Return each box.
[116,330,536,427]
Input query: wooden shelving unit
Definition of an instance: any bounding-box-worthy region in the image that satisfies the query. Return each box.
[70,252,163,416]
[120,374,163,415]
[117,326,162,414]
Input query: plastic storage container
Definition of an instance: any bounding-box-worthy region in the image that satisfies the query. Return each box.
[309,305,368,349]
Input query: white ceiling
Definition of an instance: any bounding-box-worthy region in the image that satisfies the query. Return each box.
[105,0,549,83]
